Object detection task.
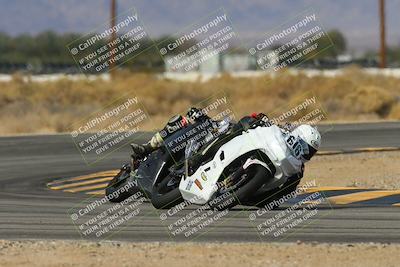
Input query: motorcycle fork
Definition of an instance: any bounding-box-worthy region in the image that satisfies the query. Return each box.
[220,166,246,191]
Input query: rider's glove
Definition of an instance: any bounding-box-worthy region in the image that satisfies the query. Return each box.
[251,112,273,127]
[281,122,296,132]
[186,107,205,123]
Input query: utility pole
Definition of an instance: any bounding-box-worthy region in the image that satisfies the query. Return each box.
[110,0,117,75]
[379,0,386,68]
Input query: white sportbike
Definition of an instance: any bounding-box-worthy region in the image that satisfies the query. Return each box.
[151,118,306,210]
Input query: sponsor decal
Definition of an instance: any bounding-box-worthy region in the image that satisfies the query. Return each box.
[194,179,203,190]
[185,180,193,190]
[201,172,207,181]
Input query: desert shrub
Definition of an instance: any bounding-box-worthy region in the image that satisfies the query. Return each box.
[0,68,399,134]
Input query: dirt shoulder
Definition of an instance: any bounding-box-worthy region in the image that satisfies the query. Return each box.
[303,151,400,189]
[0,240,399,267]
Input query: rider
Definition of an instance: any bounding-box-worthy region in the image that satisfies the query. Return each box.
[131,107,321,207]
[130,107,212,161]
[241,121,321,207]
[131,107,321,170]
[131,107,271,160]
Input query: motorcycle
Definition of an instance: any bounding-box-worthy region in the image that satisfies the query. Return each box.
[105,117,217,206]
[176,122,304,210]
[107,117,303,211]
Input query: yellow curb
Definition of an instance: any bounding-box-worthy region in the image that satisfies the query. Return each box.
[86,190,106,195]
[317,147,400,156]
[326,190,400,205]
[48,177,113,190]
[64,183,110,193]
[304,187,364,193]
[47,170,119,186]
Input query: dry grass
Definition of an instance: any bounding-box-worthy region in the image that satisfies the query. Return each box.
[0,67,399,134]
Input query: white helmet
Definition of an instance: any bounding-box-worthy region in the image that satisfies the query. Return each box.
[291,124,321,161]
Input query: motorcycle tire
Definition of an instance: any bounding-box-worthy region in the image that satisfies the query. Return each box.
[252,179,301,208]
[209,165,272,211]
[151,174,184,209]
[106,167,139,203]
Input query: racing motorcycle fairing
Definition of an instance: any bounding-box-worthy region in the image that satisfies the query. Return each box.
[179,125,303,205]
[134,119,216,198]
[134,148,170,198]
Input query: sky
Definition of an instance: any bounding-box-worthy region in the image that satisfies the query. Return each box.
[0,0,400,53]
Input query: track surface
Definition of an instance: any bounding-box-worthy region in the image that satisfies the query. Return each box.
[1,122,400,242]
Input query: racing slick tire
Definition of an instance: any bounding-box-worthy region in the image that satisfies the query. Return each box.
[250,178,301,208]
[209,165,272,211]
[105,166,140,203]
[151,174,184,209]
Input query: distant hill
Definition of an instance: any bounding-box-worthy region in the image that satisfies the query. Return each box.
[1,0,400,51]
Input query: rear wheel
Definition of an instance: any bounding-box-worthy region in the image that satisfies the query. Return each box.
[151,174,183,209]
[209,165,272,210]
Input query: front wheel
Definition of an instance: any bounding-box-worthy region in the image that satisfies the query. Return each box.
[106,165,140,203]
[250,178,301,208]
[151,174,183,209]
[209,165,272,210]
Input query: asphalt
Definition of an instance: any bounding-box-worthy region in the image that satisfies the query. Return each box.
[0,122,400,243]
